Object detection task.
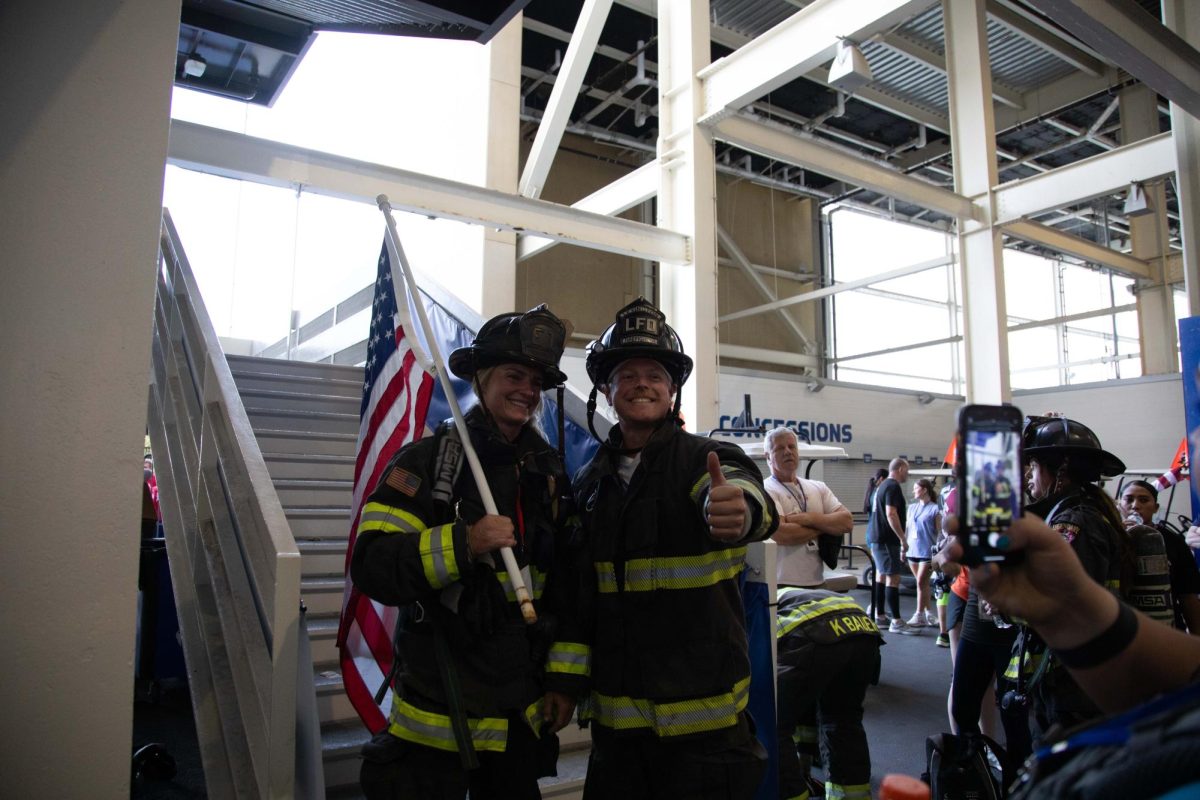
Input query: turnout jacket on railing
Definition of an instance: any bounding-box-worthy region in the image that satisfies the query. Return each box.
[351,405,589,753]
[573,420,777,738]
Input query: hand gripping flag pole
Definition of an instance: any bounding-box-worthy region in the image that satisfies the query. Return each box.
[377,195,538,625]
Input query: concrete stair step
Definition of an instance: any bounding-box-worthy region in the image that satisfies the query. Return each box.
[314,663,357,725]
[232,369,363,399]
[239,386,360,414]
[288,507,353,541]
[274,478,353,507]
[255,429,357,456]
[262,452,356,481]
[228,354,364,383]
[307,613,340,665]
[300,539,352,576]
[303,575,350,617]
[321,718,372,794]
[247,407,359,436]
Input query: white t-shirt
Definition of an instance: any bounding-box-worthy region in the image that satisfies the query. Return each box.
[765,474,847,588]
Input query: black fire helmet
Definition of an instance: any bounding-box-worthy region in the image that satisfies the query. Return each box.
[448,304,567,387]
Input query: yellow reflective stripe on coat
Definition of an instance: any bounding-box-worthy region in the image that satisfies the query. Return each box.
[546,641,591,676]
[357,501,424,535]
[418,523,459,588]
[793,724,817,745]
[784,791,810,800]
[583,676,750,736]
[497,566,547,602]
[1004,648,1045,681]
[594,547,747,593]
[776,595,864,637]
[826,782,871,800]
[387,697,507,753]
[689,464,742,502]
[523,698,544,735]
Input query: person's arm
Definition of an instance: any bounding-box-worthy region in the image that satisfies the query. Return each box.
[949,515,1200,712]
[772,515,822,546]
[791,485,853,535]
[886,505,905,541]
[699,448,777,544]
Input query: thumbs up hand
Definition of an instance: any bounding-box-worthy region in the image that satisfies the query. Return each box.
[706,451,748,542]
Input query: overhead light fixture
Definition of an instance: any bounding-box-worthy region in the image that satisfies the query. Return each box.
[182,55,207,78]
[916,392,935,405]
[1123,182,1153,217]
[828,40,873,93]
[806,380,825,393]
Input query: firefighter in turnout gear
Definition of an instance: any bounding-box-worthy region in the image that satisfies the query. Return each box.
[574,297,778,799]
[351,306,589,800]
[1007,414,1128,736]
[775,588,882,800]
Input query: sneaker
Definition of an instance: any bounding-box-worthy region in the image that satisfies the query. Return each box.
[906,612,926,627]
[889,619,921,635]
[875,614,891,625]
[923,610,938,627]
[936,633,950,648]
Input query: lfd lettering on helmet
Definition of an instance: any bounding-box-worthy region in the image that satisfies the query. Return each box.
[623,316,660,335]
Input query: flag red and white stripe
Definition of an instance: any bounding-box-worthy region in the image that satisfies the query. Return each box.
[336,239,435,732]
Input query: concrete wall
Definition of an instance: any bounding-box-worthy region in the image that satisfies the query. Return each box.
[0,0,178,794]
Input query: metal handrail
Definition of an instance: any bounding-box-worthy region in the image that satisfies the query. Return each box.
[147,209,303,798]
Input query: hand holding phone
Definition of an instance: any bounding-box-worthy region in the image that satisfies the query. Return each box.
[956,404,1024,566]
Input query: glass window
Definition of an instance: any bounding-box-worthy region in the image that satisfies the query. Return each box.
[829,208,956,392]
[1004,250,1056,321]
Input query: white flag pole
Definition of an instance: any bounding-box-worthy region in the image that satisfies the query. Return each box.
[377,195,537,625]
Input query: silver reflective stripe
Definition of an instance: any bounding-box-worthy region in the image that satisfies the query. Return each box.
[420,524,456,587]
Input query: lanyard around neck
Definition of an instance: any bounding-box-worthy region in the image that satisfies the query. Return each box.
[783,480,808,513]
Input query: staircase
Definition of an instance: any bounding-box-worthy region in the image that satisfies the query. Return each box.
[226,354,371,793]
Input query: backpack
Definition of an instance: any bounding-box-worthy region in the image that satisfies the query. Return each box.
[923,732,1004,800]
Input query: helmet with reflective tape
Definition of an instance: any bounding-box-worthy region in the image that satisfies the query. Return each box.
[449,304,567,387]
[585,297,693,387]
[1022,414,1125,478]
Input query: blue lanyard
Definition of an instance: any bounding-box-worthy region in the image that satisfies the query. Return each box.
[784,481,808,513]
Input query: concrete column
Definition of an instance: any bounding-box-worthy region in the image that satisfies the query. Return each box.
[1122,84,1179,373]
[657,0,720,430]
[1166,0,1200,318]
[943,0,1011,403]
[0,0,179,795]
[479,14,522,317]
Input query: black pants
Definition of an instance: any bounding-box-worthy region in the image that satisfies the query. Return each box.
[360,715,551,800]
[583,712,767,800]
[776,636,879,799]
[950,635,1032,785]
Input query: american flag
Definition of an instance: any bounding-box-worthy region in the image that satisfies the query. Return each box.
[336,238,435,732]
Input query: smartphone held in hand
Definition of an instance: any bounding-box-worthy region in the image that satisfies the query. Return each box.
[956,404,1023,566]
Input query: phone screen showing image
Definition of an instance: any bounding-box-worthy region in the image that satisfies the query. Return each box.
[960,409,1023,564]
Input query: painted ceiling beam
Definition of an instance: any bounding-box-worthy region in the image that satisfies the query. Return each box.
[713,114,976,221]
[1024,0,1200,119]
[716,226,815,351]
[719,255,954,323]
[696,0,937,125]
[168,121,689,265]
[519,0,613,200]
[1002,219,1151,278]
[517,160,658,260]
[985,0,1107,77]
[993,131,1176,224]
